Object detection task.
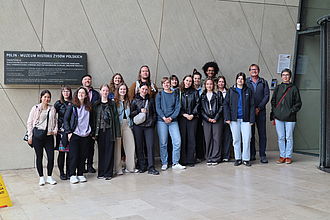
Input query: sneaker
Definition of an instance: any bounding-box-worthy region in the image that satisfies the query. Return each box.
[148,168,160,175]
[77,176,87,183]
[206,161,212,166]
[285,158,292,164]
[105,177,112,180]
[124,168,139,173]
[276,157,286,164]
[39,177,45,186]
[97,176,105,179]
[46,176,57,185]
[70,176,79,184]
[172,163,186,170]
[222,158,229,162]
[234,160,242,166]
[260,156,268,163]
[60,174,68,180]
[138,168,147,173]
[243,160,251,167]
[161,164,168,171]
[117,170,124,175]
[87,166,96,173]
[211,162,218,166]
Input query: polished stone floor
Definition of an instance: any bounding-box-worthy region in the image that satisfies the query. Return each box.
[1,152,330,220]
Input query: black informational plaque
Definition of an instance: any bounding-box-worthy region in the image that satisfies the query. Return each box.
[4,51,87,85]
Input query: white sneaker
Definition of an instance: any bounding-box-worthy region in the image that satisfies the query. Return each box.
[77,175,87,183]
[70,176,79,184]
[161,164,168,171]
[39,177,45,186]
[172,163,186,170]
[46,176,57,185]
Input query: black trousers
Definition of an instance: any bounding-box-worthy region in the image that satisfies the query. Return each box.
[58,152,70,175]
[179,117,198,165]
[195,117,205,160]
[133,125,155,170]
[32,135,54,177]
[203,120,223,163]
[87,138,95,167]
[221,122,232,160]
[97,129,115,178]
[69,134,90,176]
[250,110,267,158]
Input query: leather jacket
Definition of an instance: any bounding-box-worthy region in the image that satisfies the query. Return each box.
[130,94,156,127]
[200,91,223,121]
[180,88,200,116]
[54,100,72,129]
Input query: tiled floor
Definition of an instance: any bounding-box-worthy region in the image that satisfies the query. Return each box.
[1,152,330,220]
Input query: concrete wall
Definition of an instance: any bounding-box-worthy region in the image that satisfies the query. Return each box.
[0,0,299,170]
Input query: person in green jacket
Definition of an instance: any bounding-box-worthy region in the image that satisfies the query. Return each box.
[270,68,302,164]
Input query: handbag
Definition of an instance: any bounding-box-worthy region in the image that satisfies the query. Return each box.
[32,109,50,140]
[133,100,148,125]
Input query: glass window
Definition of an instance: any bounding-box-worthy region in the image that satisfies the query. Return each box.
[294,33,320,155]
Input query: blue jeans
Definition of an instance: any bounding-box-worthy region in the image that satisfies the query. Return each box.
[275,120,296,158]
[157,121,181,165]
[230,119,252,161]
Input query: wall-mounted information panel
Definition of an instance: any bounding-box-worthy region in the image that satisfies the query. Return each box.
[4,51,87,85]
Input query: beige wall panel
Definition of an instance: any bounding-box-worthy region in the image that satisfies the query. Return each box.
[0,89,35,170]
[42,0,111,87]
[81,0,160,87]
[285,0,300,7]
[259,5,297,75]
[21,0,44,39]
[0,1,43,87]
[288,6,299,24]
[241,3,265,48]
[158,0,213,78]
[4,89,40,124]
[191,0,259,85]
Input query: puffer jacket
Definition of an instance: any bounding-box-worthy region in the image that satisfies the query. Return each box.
[180,88,200,116]
[270,83,302,122]
[200,91,223,121]
[224,85,255,123]
[130,94,156,127]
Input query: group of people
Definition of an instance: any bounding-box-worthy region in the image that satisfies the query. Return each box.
[26,61,302,186]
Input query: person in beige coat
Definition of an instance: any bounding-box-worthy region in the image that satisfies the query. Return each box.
[114,83,138,175]
[27,90,58,186]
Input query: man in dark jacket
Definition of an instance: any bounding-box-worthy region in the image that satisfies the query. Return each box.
[246,64,270,163]
[82,74,100,173]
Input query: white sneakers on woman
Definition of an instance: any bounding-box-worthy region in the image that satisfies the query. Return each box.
[39,176,57,186]
[39,177,45,186]
[46,176,57,185]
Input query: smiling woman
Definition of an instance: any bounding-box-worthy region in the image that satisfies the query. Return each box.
[27,90,58,186]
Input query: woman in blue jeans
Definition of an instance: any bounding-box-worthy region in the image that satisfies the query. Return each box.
[156,76,186,171]
[224,72,255,167]
[271,68,302,164]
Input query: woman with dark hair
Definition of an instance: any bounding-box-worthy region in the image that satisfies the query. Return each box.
[128,65,158,100]
[217,76,232,162]
[224,72,255,167]
[200,78,223,165]
[92,84,121,180]
[179,75,199,166]
[170,74,179,91]
[109,73,124,100]
[271,68,302,164]
[27,90,58,186]
[64,87,92,184]
[114,83,137,174]
[131,83,159,175]
[54,86,72,180]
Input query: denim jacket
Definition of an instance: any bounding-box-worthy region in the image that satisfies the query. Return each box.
[117,101,133,127]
